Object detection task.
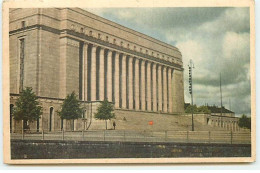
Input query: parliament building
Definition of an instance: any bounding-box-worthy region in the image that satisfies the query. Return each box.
[9,8,185,132]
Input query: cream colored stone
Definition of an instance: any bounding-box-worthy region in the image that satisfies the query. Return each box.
[157,65,162,112]
[147,62,151,111]
[168,68,173,113]
[163,67,168,113]
[134,58,140,110]
[128,56,133,110]
[91,45,97,101]
[114,52,120,108]
[121,54,127,109]
[83,42,89,101]
[152,64,157,112]
[141,60,146,111]
[99,48,105,101]
[107,50,113,102]
[172,69,185,113]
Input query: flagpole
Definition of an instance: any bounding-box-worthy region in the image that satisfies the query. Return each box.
[220,73,223,116]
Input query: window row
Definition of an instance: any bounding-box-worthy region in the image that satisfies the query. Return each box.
[70,24,179,63]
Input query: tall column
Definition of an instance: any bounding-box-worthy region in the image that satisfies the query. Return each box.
[141,60,146,110]
[39,115,43,131]
[83,43,88,101]
[107,50,113,102]
[152,64,157,112]
[135,58,140,110]
[99,48,105,101]
[163,67,168,112]
[147,62,151,111]
[227,122,229,130]
[114,52,120,108]
[122,54,127,109]
[158,65,162,112]
[74,119,77,131]
[227,121,229,130]
[91,45,97,101]
[128,56,133,109]
[168,68,173,113]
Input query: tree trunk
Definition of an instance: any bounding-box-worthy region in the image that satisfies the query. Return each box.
[105,120,107,130]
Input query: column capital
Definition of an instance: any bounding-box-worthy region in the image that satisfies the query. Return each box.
[146,60,153,65]
[128,55,133,61]
[107,49,113,56]
[134,56,142,61]
[114,51,121,56]
[122,53,127,58]
[92,44,98,49]
[84,41,90,45]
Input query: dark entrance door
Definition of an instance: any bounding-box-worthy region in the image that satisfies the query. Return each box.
[49,107,53,131]
[10,104,14,133]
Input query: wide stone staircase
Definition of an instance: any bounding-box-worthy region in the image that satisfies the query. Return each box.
[113,110,225,131]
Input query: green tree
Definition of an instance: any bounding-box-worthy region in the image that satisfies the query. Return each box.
[13,87,43,131]
[185,104,198,113]
[94,99,115,130]
[57,92,83,130]
[238,114,251,130]
[197,106,211,114]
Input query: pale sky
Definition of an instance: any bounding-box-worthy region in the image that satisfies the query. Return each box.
[85,7,251,117]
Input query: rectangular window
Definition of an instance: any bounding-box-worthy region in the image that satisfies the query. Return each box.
[21,21,26,28]
[19,38,25,92]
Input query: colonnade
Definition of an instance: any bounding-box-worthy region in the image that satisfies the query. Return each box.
[80,43,176,113]
[211,119,239,131]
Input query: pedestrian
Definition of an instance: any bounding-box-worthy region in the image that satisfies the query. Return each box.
[113,121,116,130]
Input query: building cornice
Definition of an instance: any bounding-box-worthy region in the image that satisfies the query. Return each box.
[9,24,184,70]
[10,93,102,104]
[67,8,181,53]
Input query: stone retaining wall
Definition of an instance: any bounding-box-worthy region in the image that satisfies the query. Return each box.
[11,139,251,159]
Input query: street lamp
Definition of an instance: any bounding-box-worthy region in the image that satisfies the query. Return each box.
[188,59,195,131]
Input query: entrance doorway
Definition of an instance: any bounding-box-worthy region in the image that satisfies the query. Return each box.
[49,107,54,131]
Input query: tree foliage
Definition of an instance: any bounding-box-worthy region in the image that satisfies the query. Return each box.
[57,92,83,120]
[185,104,198,113]
[238,114,251,130]
[197,106,211,114]
[94,99,115,129]
[185,105,211,114]
[13,87,43,122]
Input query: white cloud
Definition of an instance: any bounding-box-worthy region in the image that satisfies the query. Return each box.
[222,32,250,60]
[117,10,136,19]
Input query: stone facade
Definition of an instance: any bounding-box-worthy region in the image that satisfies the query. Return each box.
[207,115,240,131]
[9,8,184,132]
[187,114,240,131]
